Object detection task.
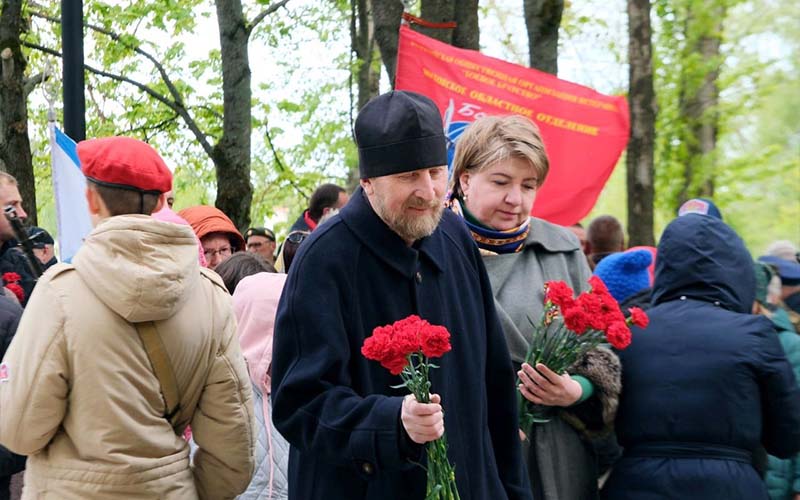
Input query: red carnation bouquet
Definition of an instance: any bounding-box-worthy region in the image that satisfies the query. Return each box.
[362,315,460,500]
[519,276,648,432]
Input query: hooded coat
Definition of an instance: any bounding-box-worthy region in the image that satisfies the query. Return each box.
[233,272,290,500]
[601,215,800,500]
[0,215,255,500]
[481,217,621,500]
[270,188,531,500]
[765,308,800,500]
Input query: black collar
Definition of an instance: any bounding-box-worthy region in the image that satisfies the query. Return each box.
[340,187,446,278]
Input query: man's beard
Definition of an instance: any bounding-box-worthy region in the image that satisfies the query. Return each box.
[372,193,444,243]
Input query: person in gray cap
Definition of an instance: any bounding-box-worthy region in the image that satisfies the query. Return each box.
[27,226,57,270]
[271,91,531,500]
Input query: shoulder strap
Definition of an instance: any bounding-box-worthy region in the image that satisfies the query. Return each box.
[135,321,182,433]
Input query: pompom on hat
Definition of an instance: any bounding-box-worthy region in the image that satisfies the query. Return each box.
[593,249,654,303]
[355,91,447,179]
[77,136,172,194]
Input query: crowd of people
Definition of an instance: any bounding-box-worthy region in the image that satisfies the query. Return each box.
[0,89,798,500]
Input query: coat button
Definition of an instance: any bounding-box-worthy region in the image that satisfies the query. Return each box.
[415,272,422,284]
[362,462,374,475]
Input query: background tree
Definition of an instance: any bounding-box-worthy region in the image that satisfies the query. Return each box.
[0,0,41,223]
[523,0,564,74]
[26,0,290,231]
[626,0,656,246]
[351,0,380,111]
[654,0,727,212]
[372,0,478,86]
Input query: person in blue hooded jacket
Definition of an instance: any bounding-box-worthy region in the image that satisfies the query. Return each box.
[601,214,800,500]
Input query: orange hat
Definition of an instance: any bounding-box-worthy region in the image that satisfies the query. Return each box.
[77,136,172,194]
[178,205,246,251]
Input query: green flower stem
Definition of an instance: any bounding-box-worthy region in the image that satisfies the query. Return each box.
[402,351,460,500]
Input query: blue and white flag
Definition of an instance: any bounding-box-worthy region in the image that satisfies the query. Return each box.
[49,124,92,262]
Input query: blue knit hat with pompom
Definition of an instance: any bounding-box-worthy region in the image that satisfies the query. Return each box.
[593,249,653,303]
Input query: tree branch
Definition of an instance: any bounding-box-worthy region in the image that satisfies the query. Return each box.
[247,0,291,35]
[23,72,48,97]
[264,125,310,199]
[27,11,215,158]
[121,113,179,136]
[190,104,224,121]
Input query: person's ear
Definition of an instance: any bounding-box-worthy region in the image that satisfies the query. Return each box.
[152,194,165,214]
[459,172,471,196]
[85,187,101,215]
[360,178,374,196]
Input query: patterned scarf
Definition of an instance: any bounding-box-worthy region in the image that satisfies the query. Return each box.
[447,194,529,254]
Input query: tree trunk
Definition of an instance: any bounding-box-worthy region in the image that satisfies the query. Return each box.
[523,0,564,74]
[0,0,36,224]
[214,0,252,231]
[626,0,655,246]
[352,0,380,111]
[678,2,724,204]
[453,0,479,50]
[419,0,454,44]
[372,0,403,85]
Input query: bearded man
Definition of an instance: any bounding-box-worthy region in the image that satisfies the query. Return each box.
[271,91,531,500]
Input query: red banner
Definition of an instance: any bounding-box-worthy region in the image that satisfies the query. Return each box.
[395,24,630,226]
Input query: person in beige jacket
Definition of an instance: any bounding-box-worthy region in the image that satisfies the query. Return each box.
[0,136,255,499]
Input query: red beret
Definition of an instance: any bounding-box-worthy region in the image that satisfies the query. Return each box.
[77,136,172,194]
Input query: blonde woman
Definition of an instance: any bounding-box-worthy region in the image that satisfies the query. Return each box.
[448,115,621,500]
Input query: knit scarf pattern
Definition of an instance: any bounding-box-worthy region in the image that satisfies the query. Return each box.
[447,195,529,255]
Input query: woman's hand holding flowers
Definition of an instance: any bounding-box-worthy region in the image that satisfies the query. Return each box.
[518,362,582,407]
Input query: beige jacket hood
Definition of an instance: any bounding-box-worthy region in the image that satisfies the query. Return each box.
[0,215,254,500]
[73,215,199,322]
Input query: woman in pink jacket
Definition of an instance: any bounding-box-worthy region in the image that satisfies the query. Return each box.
[233,272,289,500]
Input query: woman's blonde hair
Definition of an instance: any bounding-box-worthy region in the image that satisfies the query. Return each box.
[449,114,549,197]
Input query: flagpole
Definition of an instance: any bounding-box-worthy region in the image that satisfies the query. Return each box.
[61,0,86,141]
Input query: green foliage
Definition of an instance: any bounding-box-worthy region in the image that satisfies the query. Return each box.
[19,0,796,253]
[24,0,357,241]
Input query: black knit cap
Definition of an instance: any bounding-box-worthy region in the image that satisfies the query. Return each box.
[355,90,447,179]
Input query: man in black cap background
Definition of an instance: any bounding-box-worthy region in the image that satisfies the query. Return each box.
[271,91,530,500]
[245,226,277,265]
[27,227,57,271]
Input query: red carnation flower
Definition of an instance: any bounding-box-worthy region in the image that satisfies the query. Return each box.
[383,354,410,376]
[588,276,610,296]
[394,326,422,357]
[628,307,649,328]
[545,281,576,310]
[563,306,590,334]
[361,329,394,363]
[600,295,626,327]
[576,293,605,330]
[420,325,451,358]
[606,321,632,350]
[2,272,21,284]
[5,284,24,304]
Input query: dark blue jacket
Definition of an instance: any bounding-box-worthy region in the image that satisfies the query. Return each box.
[0,295,24,492]
[271,188,531,500]
[602,215,800,500]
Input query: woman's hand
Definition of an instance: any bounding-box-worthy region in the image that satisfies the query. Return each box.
[518,362,583,407]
